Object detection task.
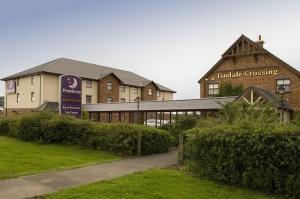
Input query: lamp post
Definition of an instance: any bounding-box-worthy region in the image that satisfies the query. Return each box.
[135,96,141,156]
[278,85,286,123]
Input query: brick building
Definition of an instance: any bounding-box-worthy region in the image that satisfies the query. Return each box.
[2,58,175,114]
[199,35,300,111]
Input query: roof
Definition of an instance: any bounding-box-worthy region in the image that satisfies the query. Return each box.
[199,34,300,83]
[2,58,176,93]
[32,102,59,112]
[82,97,236,112]
[236,86,293,111]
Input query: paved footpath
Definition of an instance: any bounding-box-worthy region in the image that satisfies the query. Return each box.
[0,151,177,199]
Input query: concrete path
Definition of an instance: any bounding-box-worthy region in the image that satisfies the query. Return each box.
[0,151,177,199]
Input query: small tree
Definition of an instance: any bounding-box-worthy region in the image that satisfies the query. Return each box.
[218,83,243,97]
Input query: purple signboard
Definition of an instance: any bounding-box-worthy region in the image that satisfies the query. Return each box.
[6,80,16,94]
[59,75,82,118]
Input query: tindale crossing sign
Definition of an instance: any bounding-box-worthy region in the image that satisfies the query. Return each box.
[59,75,82,118]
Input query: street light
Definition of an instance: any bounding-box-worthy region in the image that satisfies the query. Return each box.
[278,85,286,123]
[135,96,141,124]
[135,96,141,156]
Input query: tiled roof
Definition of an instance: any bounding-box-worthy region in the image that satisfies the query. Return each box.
[2,58,176,93]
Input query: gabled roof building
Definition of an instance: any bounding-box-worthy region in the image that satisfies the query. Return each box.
[199,34,300,111]
[2,58,175,114]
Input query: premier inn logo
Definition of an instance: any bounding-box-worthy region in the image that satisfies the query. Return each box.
[216,68,279,79]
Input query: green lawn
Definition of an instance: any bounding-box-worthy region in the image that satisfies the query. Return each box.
[0,136,120,179]
[47,169,281,199]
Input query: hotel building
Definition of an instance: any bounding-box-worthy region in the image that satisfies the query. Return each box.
[199,35,300,111]
[2,58,175,114]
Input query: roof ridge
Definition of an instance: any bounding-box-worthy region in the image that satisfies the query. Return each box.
[43,57,65,72]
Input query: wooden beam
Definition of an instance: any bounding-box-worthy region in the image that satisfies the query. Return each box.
[242,97,250,103]
[254,96,262,104]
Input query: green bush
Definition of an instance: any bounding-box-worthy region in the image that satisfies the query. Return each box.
[88,123,171,155]
[185,125,300,198]
[0,117,19,137]
[0,112,172,156]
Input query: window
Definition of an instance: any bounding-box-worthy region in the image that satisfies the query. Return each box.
[120,85,125,92]
[132,87,138,94]
[86,95,92,104]
[148,88,153,96]
[277,79,291,92]
[157,90,161,97]
[107,82,112,90]
[31,76,35,84]
[208,83,219,96]
[86,80,92,88]
[106,97,112,103]
[31,92,35,102]
[17,93,20,103]
[120,98,125,103]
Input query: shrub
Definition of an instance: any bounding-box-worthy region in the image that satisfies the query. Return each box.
[88,123,172,155]
[1,112,172,156]
[17,112,54,141]
[174,115,198,131]
[185,125,300,198]
[0,117,19,137]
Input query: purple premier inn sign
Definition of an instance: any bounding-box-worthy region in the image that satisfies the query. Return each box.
[59,75,82,118]
[6,80,16,94]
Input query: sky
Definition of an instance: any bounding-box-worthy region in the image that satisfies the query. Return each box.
[1,0,300,99]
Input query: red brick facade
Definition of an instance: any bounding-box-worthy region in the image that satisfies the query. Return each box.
[98,74,120,103]
[142,82,158,101]
[199,35,300,110]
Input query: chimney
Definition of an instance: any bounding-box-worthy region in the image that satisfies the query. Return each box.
[256,35,265,48]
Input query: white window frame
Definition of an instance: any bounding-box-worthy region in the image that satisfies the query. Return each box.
[86,95,92,104]
[31,76,35,84]
[86,80,93,88]
[107,82,112,90]
[31,92,35,102]
[157,90,161,97]
[132,87,138,94]
[148,88,153,96]
[17,93,20,103]
[107,97,112,103]
[120,85,125,92]
[208,83,219,96]
[276,79,291,93]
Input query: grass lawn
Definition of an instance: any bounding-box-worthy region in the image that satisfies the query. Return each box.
[0,136,120,179]
[46,169,281,199]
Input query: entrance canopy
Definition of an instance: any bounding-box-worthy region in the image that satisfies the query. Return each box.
[236,86,293,111]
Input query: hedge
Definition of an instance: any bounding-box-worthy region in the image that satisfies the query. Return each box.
[0,113,172,156]
[185,125,300,198]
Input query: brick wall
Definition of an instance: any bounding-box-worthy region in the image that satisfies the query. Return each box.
[199,53,300,110]
[142,83,158,101]
[98,74,120,103]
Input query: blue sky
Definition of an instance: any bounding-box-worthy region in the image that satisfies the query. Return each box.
[1,0,300,99]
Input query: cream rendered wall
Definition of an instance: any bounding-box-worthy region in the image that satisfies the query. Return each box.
[119,85,141,102]
[41,74,59,103]
[157,91,174,101]
[5,75,42,109]
[42,75,98,104]
[82,80,98,104]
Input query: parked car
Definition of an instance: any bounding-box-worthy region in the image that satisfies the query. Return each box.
[144,119,174,127]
